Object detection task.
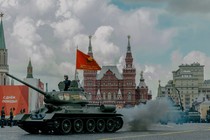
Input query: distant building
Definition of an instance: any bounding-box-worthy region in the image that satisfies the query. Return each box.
[157,63,210,110]
[157,80,167,98]
[199,80,210,100]
[24,59,44,112]
[83,35,152,108]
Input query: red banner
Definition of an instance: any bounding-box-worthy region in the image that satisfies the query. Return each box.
[0,86,29,116]
[76,49,101,70]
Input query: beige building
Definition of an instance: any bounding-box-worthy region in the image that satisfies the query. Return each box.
[199,80,210,100]
[158,63,208,110]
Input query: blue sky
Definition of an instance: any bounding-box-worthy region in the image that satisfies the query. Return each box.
[112,0,210,63]
[1,0,210,98]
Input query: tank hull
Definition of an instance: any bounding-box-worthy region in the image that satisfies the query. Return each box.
[14,105,123,135]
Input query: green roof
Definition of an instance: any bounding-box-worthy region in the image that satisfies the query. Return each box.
[0,19,6,49]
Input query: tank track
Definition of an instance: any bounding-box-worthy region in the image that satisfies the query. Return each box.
[18,115,123,135]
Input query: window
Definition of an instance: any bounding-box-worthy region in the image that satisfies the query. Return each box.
[108,92,112,100]
[128,92,132,101]
[113,93,116,100]
[86,93,92,100]
[103,93,106,100]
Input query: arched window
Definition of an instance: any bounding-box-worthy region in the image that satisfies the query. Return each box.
[108,92,112,100]
[103,93,106,100]
[128,92,132,101]
[86,93,92,100]
[113,92,116,100]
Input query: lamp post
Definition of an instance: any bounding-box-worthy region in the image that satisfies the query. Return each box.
[175,88,184,111]
[172,82,184,111]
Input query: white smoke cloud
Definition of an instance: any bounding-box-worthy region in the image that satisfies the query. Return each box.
[118,97,175,131]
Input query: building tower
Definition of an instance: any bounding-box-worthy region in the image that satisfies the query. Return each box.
[83,35,98,100]
[138,71,149,103]
[122,35,136,105]
[0,13,9,85]
[26,58,33,78]
[24,59,44,112]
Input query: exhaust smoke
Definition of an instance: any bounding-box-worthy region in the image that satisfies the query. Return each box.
[118,97,172,131]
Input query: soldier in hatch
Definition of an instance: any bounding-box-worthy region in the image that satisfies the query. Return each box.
[64,75,71,91]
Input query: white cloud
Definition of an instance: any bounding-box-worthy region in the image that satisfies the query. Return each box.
[171,50,183,69]
[0,0,18,8]
[51,18,83,39]
[183,51,207,64]
[12,17,41,46]
[144,65,155,73]
[93,26,120,65]
[35,0,54,13]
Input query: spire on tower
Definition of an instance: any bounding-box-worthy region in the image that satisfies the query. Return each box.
[138,71,147,88]
[26,58,33,78]
[0,12,4,19]
[127,35,131,52]
[88,35,92,53]
[0,12,6,49]
[140,71,144,81]
[124,35,133,68]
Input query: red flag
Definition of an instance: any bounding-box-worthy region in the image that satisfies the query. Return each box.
[76,49,101,70]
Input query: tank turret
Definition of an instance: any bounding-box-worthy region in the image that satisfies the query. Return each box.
[6,73,123,135]
[6,73,89,105]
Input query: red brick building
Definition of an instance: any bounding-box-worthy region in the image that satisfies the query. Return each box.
[135,71,152,104]
[83,35,152,108]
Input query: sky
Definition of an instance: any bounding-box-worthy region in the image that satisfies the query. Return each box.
[1,0,210,98]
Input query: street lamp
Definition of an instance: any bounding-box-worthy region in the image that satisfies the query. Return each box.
[175,88,184,111]
[172,82,184,111]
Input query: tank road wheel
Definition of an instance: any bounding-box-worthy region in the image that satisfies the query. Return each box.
[106,119,115,132]
[86,119,95,133]
[115,117,123,130]
[74,119,83,133]
[54,120,60,129]
[61,119,72,134]
[96,119,105,133]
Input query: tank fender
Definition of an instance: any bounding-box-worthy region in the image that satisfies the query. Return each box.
[43,113,55,120]
[13,114,31,121]
[100,105,116,112]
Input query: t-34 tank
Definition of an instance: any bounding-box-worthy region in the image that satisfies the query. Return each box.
[6,73,123,135]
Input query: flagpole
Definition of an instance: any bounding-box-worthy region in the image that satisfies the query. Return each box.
[75,46,78,80]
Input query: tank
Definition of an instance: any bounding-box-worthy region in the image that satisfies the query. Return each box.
[6,73,123,135]
[206,107,210,123]
[185,106,201,123]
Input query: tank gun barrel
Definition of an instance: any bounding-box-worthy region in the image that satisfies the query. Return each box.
[6,73,46,96]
